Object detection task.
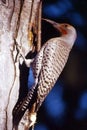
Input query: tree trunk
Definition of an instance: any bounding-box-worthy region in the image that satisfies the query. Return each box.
[0,0,41,129]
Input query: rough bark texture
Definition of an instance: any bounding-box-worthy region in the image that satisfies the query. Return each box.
[0,0,41,129]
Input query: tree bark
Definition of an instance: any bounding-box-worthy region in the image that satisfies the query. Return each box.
[0,0,41,129]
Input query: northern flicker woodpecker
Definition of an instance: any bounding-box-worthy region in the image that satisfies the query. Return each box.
[13,19,77,128]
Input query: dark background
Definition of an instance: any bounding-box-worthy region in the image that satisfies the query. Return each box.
[25,0,87,130]
[30,0,87,130]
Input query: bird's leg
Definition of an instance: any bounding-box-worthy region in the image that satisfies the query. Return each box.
[16,45,34,67]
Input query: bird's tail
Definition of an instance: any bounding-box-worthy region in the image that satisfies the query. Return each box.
[12,84,38,127]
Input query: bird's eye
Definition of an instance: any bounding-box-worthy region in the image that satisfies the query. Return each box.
[64,24,68,28]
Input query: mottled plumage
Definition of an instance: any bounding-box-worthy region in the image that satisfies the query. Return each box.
[13,19,77,128]
[32,38,71,110]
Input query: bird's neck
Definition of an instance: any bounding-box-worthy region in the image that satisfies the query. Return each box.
[60,32,76,48]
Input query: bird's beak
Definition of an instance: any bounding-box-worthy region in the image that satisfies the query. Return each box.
[42,18,68,35]
[42,18,60,30]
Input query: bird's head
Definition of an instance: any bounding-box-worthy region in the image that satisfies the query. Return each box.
[42,18,77,48]
[42,18,76,35]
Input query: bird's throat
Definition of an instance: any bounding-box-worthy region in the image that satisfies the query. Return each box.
[61,28,67,35]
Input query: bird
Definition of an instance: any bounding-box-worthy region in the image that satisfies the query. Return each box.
[12,19,77,129]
